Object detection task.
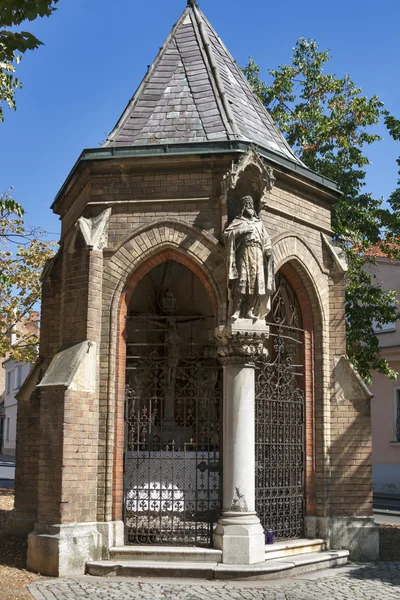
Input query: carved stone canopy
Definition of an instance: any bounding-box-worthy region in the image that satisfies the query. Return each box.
[220,147,276,222]
[321,233,348,279]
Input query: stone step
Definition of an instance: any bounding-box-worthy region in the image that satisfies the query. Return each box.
[264,538,325,560]
[109,539,324,564]
[86,550,349,580]
[109,545,223,563]
[216,551,349,581]
[88,560,217,579]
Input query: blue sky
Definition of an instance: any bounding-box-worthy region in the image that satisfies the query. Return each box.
[1,0,399,239]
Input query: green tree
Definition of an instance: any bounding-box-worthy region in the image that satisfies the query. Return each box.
[0,189,56,361]
[383,113,400,224]
[0,0,59,121]
[0,2,58,359]
[243,39,400,383]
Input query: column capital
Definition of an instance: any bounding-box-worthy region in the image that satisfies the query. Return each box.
[215,320,269,366]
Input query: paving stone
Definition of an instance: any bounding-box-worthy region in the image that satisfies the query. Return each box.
[28,563,400,600]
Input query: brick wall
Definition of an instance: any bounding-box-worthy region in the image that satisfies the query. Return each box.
[37,387,64,523]
[39,255,62,359]
[60,390,99,523]
[59,234,90,345]
[14,384,40,524]
[328,277,373,517]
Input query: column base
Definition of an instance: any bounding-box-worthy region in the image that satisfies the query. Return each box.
[305,516,379,561]
[27,520,124,577]
[214,512,265,565]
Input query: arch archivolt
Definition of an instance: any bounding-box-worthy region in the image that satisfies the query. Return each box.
[272,233,331,518]
[272,233,328,330]
[104,219,226,315]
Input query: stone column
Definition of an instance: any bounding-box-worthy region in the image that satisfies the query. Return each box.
[214,321,268,565]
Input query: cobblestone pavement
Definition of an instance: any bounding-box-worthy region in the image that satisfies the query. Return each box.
[28,563,400,599]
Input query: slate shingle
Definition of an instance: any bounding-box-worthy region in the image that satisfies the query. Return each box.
[104,4,301,166]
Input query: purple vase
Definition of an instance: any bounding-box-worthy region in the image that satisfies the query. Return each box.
[265,530,274,545]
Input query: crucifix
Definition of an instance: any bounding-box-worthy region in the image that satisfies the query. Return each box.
[128,289,207,432]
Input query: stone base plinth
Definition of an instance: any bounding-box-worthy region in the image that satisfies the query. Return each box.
[214,512,265,565]
[305,516,379,562]
[27,520,124,576]
[5,510,36,536]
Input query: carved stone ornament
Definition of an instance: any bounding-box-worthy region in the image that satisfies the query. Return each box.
[76,208,112,251]
[230,487,248,512]
[321,233,348,278]
[220,146,276,209]
[215,322,269,365]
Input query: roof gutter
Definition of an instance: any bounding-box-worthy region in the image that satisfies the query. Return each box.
[51,140,341,212]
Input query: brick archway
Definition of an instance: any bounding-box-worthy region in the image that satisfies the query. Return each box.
[112,249,221,521]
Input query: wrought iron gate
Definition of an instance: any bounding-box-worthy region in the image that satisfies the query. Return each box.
[124,315,221,547]
[255,273,305,540]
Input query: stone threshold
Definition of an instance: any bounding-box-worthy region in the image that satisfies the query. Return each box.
[87,550,349,581]
[264,538,325,560]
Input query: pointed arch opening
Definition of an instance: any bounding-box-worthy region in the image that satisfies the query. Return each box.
[255,264,316,540]
[114,255,222,547]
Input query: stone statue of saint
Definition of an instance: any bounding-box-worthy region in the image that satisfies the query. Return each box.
[224,195,275,321]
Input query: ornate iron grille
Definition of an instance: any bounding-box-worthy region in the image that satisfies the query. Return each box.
[124,331,221,547]
[255,273,305,540]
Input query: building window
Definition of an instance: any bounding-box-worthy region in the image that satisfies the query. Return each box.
[6,418,10,442]
[6,371,11,394]
[396,390,400,442]
[15,365,22,389]
[372,320,396,333]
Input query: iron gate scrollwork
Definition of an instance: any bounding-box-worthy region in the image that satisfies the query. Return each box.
[255,272,306,540]
[124,314,221,547]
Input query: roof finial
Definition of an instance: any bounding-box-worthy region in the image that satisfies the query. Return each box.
[187,0,198,6]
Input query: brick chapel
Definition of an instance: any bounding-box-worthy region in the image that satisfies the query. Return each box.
[10,0,378,577]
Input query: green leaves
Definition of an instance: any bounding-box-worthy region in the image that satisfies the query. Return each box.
[0,0,58,121]
[0,30,43,60]
[0,195,56,361]
[0,1,59,27]
[244,38,400,383]
[0,190,24,218]
[384,112,400,141]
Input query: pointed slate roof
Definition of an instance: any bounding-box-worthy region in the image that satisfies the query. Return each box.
[104,2,301,165]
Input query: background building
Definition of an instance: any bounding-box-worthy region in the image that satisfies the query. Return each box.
[369,254,400,499]
[0,312,39,456]
[0,393,4,453]
[1,359,33,456]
